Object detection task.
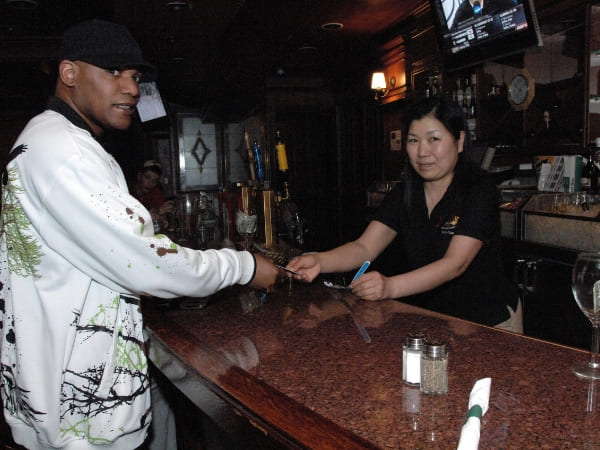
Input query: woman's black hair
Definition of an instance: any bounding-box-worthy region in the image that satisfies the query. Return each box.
[404,95,467,143]
[401,95,476,210]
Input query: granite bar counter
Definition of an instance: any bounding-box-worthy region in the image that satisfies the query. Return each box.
[143,280,600,448]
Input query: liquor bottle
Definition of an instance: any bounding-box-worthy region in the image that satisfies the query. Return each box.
[467,102,477,142]
[456,78,464,106]
[464,76,472,107]
[425,77,431,98]
[432,76,439,97]
[582,144,599,194]
[275,130,291,199]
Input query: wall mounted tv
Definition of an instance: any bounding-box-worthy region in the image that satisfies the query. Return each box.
[429,0,543,71]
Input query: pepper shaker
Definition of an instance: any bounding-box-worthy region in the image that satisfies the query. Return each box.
[420,340,448,394]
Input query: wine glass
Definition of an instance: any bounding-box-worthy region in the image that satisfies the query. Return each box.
[571,252,600,379]
[235,210,257,250]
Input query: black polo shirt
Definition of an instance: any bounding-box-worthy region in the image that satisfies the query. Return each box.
[373,172,519,326]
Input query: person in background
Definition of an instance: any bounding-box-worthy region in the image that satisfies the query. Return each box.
[288,95,522,333]
[129,159,173,232]
[0,19,279,450]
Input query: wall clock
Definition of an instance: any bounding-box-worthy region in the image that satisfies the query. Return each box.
[507,69,535,111]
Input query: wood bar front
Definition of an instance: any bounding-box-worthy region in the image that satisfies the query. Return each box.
[143,281,600,448]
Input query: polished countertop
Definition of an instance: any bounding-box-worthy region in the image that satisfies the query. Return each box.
[143,279,600,449]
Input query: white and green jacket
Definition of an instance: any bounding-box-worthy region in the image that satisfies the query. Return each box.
[0,99,256,449]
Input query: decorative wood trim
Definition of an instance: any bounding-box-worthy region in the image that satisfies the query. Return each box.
[375,34,408,104]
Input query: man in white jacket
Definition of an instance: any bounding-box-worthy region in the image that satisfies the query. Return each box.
[0,19,279,449]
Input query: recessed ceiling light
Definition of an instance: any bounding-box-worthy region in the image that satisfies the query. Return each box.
[321,22,344,31]
[6,0,39,9]
[298,44,317,53]
[166,1,189,12]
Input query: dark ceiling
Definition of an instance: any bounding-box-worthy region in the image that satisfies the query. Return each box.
[0,0,414,120]
[0,0,588,121]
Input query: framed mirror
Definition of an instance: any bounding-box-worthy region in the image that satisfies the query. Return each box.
[176,113,222,191]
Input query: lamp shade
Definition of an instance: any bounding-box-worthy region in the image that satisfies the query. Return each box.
[371,72,387,90]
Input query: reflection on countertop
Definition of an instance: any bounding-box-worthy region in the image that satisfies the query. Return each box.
[143,280,600,449]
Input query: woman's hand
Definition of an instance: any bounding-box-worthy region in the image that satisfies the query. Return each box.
[349,271,391,301]
[287,254,322,283]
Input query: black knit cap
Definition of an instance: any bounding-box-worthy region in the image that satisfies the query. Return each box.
[59,19,153,72]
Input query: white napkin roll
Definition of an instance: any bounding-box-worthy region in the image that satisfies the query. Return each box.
[456,377,491,450]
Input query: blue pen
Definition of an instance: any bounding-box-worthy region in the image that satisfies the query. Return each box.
[351,260,371,283]
[323,260,371,291]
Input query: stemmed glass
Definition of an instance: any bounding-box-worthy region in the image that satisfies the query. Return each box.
[572,252,600,379]
[235,210,257,250]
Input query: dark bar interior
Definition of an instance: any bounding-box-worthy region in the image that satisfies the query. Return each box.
[1,0,599,448]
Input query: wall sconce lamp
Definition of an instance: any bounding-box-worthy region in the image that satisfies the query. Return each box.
[371,72,388,100]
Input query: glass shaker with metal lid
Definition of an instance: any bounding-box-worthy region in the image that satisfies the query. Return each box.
[420,340,448,394]
[402,332,426,385]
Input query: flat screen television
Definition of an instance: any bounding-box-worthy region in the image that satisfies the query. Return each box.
[429,0,543,71]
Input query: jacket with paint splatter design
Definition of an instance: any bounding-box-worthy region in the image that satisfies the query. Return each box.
[0,105,256,449]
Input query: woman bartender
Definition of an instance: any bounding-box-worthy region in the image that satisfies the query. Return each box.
[288,95,521,332]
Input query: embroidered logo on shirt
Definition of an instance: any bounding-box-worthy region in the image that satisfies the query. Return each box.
[440,215,460,235]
